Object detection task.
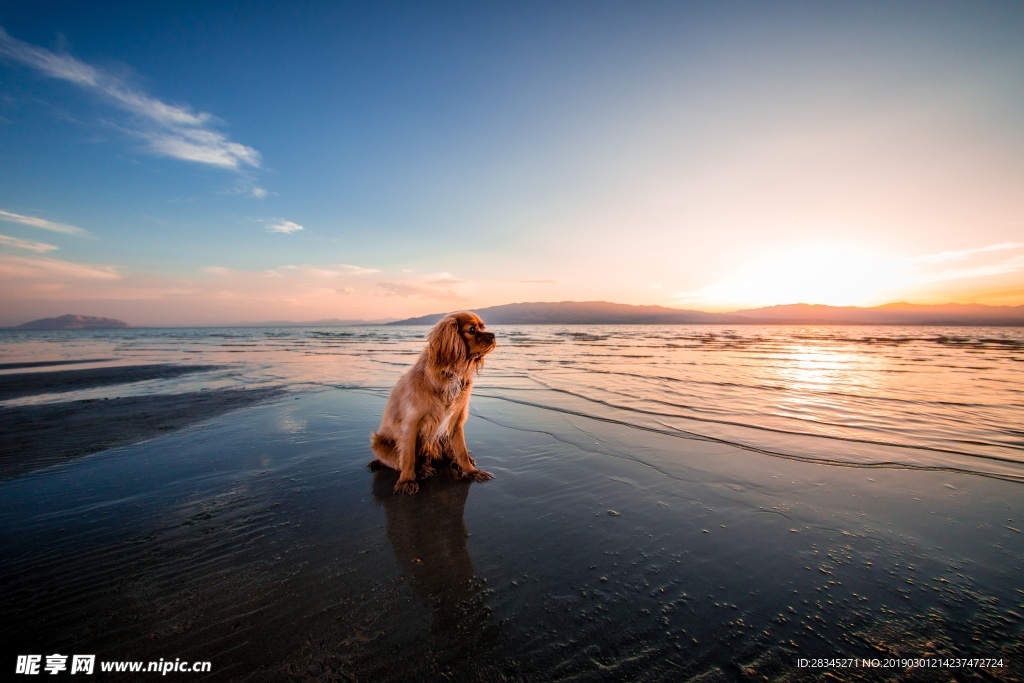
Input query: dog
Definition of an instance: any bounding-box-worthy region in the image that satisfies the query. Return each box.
[369,311,496,494]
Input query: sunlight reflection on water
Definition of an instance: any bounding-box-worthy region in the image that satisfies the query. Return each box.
[2,324,1022,477]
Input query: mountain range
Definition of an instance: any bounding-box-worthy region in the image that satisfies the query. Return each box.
[9,301,1024,329]
[14,314,131,330]
[388,301,1024,326]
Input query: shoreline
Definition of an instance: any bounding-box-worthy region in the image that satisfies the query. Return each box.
[0,363,285,480]
[0,363,227,401]
[1,386,1021,680]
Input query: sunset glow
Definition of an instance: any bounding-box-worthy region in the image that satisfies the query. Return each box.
[676,244,900,309]
[1,4,1023,325]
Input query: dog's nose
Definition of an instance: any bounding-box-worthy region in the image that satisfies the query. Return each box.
[483,332,496,343]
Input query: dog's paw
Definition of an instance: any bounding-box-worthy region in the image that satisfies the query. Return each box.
[418,464,436,480]
[394,479,419,495]
[465,468,494,483]
[367,459,387,471]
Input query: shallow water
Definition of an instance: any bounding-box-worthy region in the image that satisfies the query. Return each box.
[2,324,1022,481]
[1,390,1021,680]
[1,325,1022,680]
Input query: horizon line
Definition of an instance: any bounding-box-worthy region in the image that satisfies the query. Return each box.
[6,298,1024,329]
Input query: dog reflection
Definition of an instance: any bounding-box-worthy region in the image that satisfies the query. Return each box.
[371,465,497,651]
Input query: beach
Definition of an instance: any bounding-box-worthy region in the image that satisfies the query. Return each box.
[1,327,1022,681]
[7,2,1024,679]
[0,362,285,480]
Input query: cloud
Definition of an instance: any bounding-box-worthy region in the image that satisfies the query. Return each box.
[887,243,1024,292]
[338,264,381,275]
[520,279,558,284]
[377,281,469,301]
[374,270,473,300]
[0,253,120,280]
[0,209,89,236]
[0,27,259,171]
[427,277,466,287]
[267,220,304,234]
[0,258,477,325]
[0,27,102,87]
[205,263,381,279]
[144,129,260,169]
[905,242,1024,266]
[273,263,380,276]
[204,263,384,282]
[0,234,59,252]
[223,181,270,199]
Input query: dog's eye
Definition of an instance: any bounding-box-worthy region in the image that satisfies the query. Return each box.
[468,325,476,334]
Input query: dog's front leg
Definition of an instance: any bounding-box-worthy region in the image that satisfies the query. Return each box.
[394,423,420,495]
[449,409,493,483]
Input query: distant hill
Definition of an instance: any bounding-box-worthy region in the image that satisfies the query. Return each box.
[732,302,1024,326]
[388,301,746,325]
[15,314,131,330]
[388,301,1024,326]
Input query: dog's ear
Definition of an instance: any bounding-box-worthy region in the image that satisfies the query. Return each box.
[428,315,466,369]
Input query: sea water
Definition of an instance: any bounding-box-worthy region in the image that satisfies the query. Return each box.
[2,324,1022,481]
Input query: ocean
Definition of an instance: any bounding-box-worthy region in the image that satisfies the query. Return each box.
[2,324,1023,679]
[3,324,1022,481]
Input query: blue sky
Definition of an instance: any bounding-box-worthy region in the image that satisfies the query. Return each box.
[2,1,1023,325]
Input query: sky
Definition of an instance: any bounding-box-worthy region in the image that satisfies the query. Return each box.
[1,1,1023,325]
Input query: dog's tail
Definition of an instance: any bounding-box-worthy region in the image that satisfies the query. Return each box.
[369,431,398,461]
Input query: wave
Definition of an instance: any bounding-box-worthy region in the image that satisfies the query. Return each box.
[473,390,1024,484]
[523,376,1013,459]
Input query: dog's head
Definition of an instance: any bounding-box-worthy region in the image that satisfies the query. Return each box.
[427,311,496,369]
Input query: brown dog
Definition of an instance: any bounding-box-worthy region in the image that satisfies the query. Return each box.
[369,311,496,494]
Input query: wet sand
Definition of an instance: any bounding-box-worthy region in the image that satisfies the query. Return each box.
[0,387,287,480]
[1,387,1021,681]
[0,363,225,401]
[0,363,285,480]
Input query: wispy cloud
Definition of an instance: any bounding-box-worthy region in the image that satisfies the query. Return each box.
[0,234,59,252]
[901,244,1024,285]
[377,282,469,301]
[145,128,260,169]
[377,272,470,301]
[338,264,381,276]
[203,266,233,276]
[905,242,1024,266]
[192,262,389,311]
[275,263,382,276]
[223,180,269,199]
[266,220,304,234]
[206,263,381,278]
[0,208,90,236]
[0,253,120,280]
[520,279,558,284]
[0,27,259,171]
[427,277,465,287]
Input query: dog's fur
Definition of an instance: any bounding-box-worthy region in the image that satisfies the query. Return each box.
[369,311,496,494]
